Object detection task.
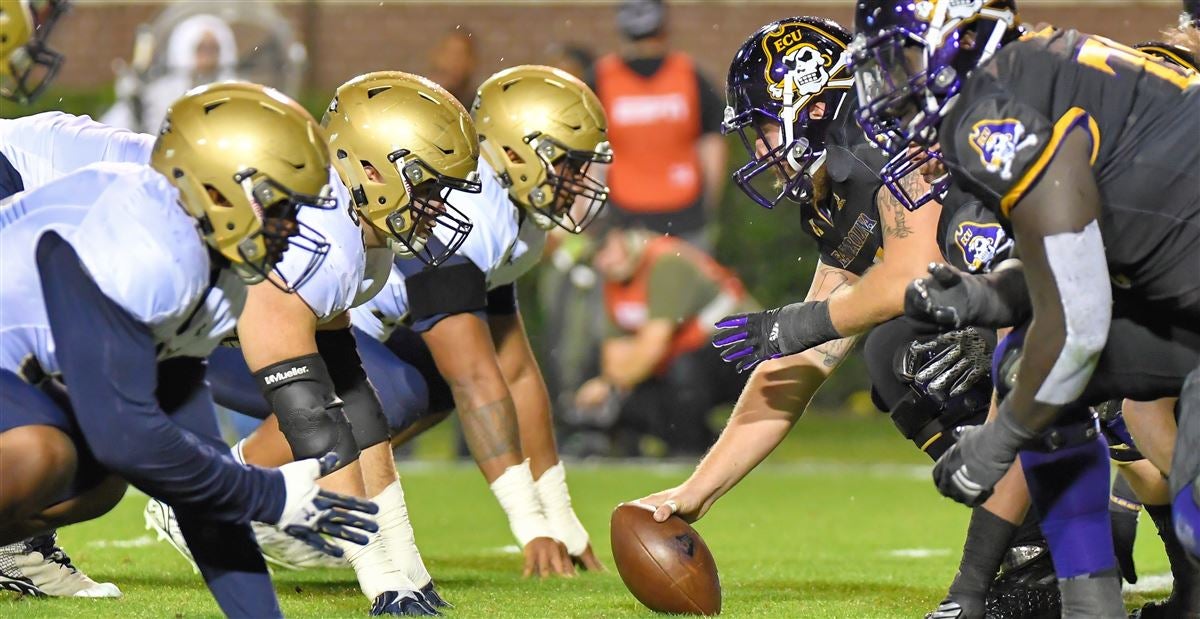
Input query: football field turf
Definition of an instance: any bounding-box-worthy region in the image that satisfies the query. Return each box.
[2,415,1173,618]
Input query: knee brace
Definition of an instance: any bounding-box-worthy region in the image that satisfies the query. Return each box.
[1020,423,1114,579]
[316,330,390,449]
[254,353,358,468]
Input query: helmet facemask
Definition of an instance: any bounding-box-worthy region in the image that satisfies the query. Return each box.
[0,0,69,103]
[519,133,612,233]
[725,103,829,210]
[849,0,1018,210]
[384,152,478,266]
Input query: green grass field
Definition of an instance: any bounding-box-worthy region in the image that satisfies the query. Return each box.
[1,414,1174,617]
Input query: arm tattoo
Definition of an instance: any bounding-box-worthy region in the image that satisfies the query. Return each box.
[813,270,855,366]
[814,336,857,368]
[880,174,918,239]
[456,393,522,464]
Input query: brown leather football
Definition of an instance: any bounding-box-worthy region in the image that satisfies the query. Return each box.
[610,504,721,615]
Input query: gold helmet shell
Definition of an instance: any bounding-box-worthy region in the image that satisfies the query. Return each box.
[151,81,337,289]
[0,0,68,103]
[323,71,480,265]
[472,64,612,233]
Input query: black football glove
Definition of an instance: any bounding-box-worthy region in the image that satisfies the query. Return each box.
[712,301,842,373]
[905,262,1029,329]
[932,404,1036,507]
[902,327,994,403]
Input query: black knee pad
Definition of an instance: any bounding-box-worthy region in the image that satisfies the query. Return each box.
[317,329,391,449]
[254,353,359,468]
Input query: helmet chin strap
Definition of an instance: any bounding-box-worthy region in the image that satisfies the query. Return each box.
[387,233,426,259]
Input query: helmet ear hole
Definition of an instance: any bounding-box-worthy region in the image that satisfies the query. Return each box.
[503,147,526,164]
[203,185,232,208]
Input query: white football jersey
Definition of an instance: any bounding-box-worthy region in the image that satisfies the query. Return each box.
[349,158,547,341]
[0,112,155,191]
[277,170,367,323]
[0,111,364,327]
[0,163,241,377]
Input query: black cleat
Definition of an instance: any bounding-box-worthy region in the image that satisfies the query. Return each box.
[420,581,452,609]
[370,590,440,616]
[984,545,1060,619]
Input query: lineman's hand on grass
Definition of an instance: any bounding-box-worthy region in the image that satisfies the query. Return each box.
[633,487,708,524]
[523,537,575,579]
[572,544,605,572]
[275,453,379,557]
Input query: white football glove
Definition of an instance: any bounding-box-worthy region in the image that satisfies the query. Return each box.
[273,454,379,557]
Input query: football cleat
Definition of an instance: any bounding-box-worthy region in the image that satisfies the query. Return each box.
[144,498,198,572]
[251,520,348,570]
[420,580,452,609]
[370,589,441,616]
[0,532,121,598]
[984,545,1060,619]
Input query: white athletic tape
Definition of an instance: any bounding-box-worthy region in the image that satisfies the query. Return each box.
[533,462,590,556]
[1035,221,1111,405]
[489,459,553,548]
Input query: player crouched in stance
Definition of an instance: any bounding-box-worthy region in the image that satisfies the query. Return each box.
[637,16,1055,617]
[0,82,378,616]
[148,72,479,616]
[340,65,610,577]
[849,0,1200,616]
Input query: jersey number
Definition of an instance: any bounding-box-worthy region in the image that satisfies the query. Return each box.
[1076,36,1193,91]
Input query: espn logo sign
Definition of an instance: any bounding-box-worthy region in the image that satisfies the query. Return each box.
[263,366,309,385]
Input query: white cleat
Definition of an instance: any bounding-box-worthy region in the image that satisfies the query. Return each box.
[145,498,345,571]
[0,532,121,598]
[251,520,348,570]
[143,499,199,572]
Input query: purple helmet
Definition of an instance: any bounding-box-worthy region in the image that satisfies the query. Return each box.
[848,0,1021,210]
[724,17,854,209]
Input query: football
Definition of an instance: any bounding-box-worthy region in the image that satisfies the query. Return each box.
[610,503,722,615]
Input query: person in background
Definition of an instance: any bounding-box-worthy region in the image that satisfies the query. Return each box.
[102,13,237,133]
[590,0,726,249]
[428,27,477,111]
[575,227,755,456]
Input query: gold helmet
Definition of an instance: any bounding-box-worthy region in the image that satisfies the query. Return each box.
[151,81,337,291]
[0,0,69,103]
[323,71,480,265]
[472,65,612,233]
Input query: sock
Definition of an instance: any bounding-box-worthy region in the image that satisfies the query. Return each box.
[1058,571,1125,619]
[947,507,1017,608]
[231,440,247,465]
[332,532,415,601]
[374,481,433,589]
[1148,502,1200,610]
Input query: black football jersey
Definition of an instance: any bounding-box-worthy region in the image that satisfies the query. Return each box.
[808,92,888,277]
[940,28,1200,308]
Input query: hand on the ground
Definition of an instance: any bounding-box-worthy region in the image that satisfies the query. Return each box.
[523,537,575,579]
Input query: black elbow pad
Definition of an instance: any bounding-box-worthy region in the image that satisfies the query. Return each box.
[316,329,390,448]
[254,353,358,468]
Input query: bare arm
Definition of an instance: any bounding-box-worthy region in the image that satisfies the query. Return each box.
[422,312,523,482]
[237,281,319,372]
[1005,128,1109,432]
[490,310,558,478]
[827,172,945,336]
[640,262,859,521]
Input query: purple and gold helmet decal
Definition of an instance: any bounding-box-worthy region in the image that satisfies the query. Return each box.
[967,118,1040,181]
[954,220,1012,272]
[725,17,853,209]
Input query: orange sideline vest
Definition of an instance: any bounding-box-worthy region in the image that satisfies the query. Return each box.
[594,52,703,213]
[605,236,746,375]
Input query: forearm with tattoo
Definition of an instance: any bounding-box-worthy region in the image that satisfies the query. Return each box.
[456,391,522,466]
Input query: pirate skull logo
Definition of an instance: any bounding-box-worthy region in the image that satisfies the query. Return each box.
[770,44,829,100]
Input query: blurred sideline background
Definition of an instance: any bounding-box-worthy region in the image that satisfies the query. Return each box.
[3,0,1183,459]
